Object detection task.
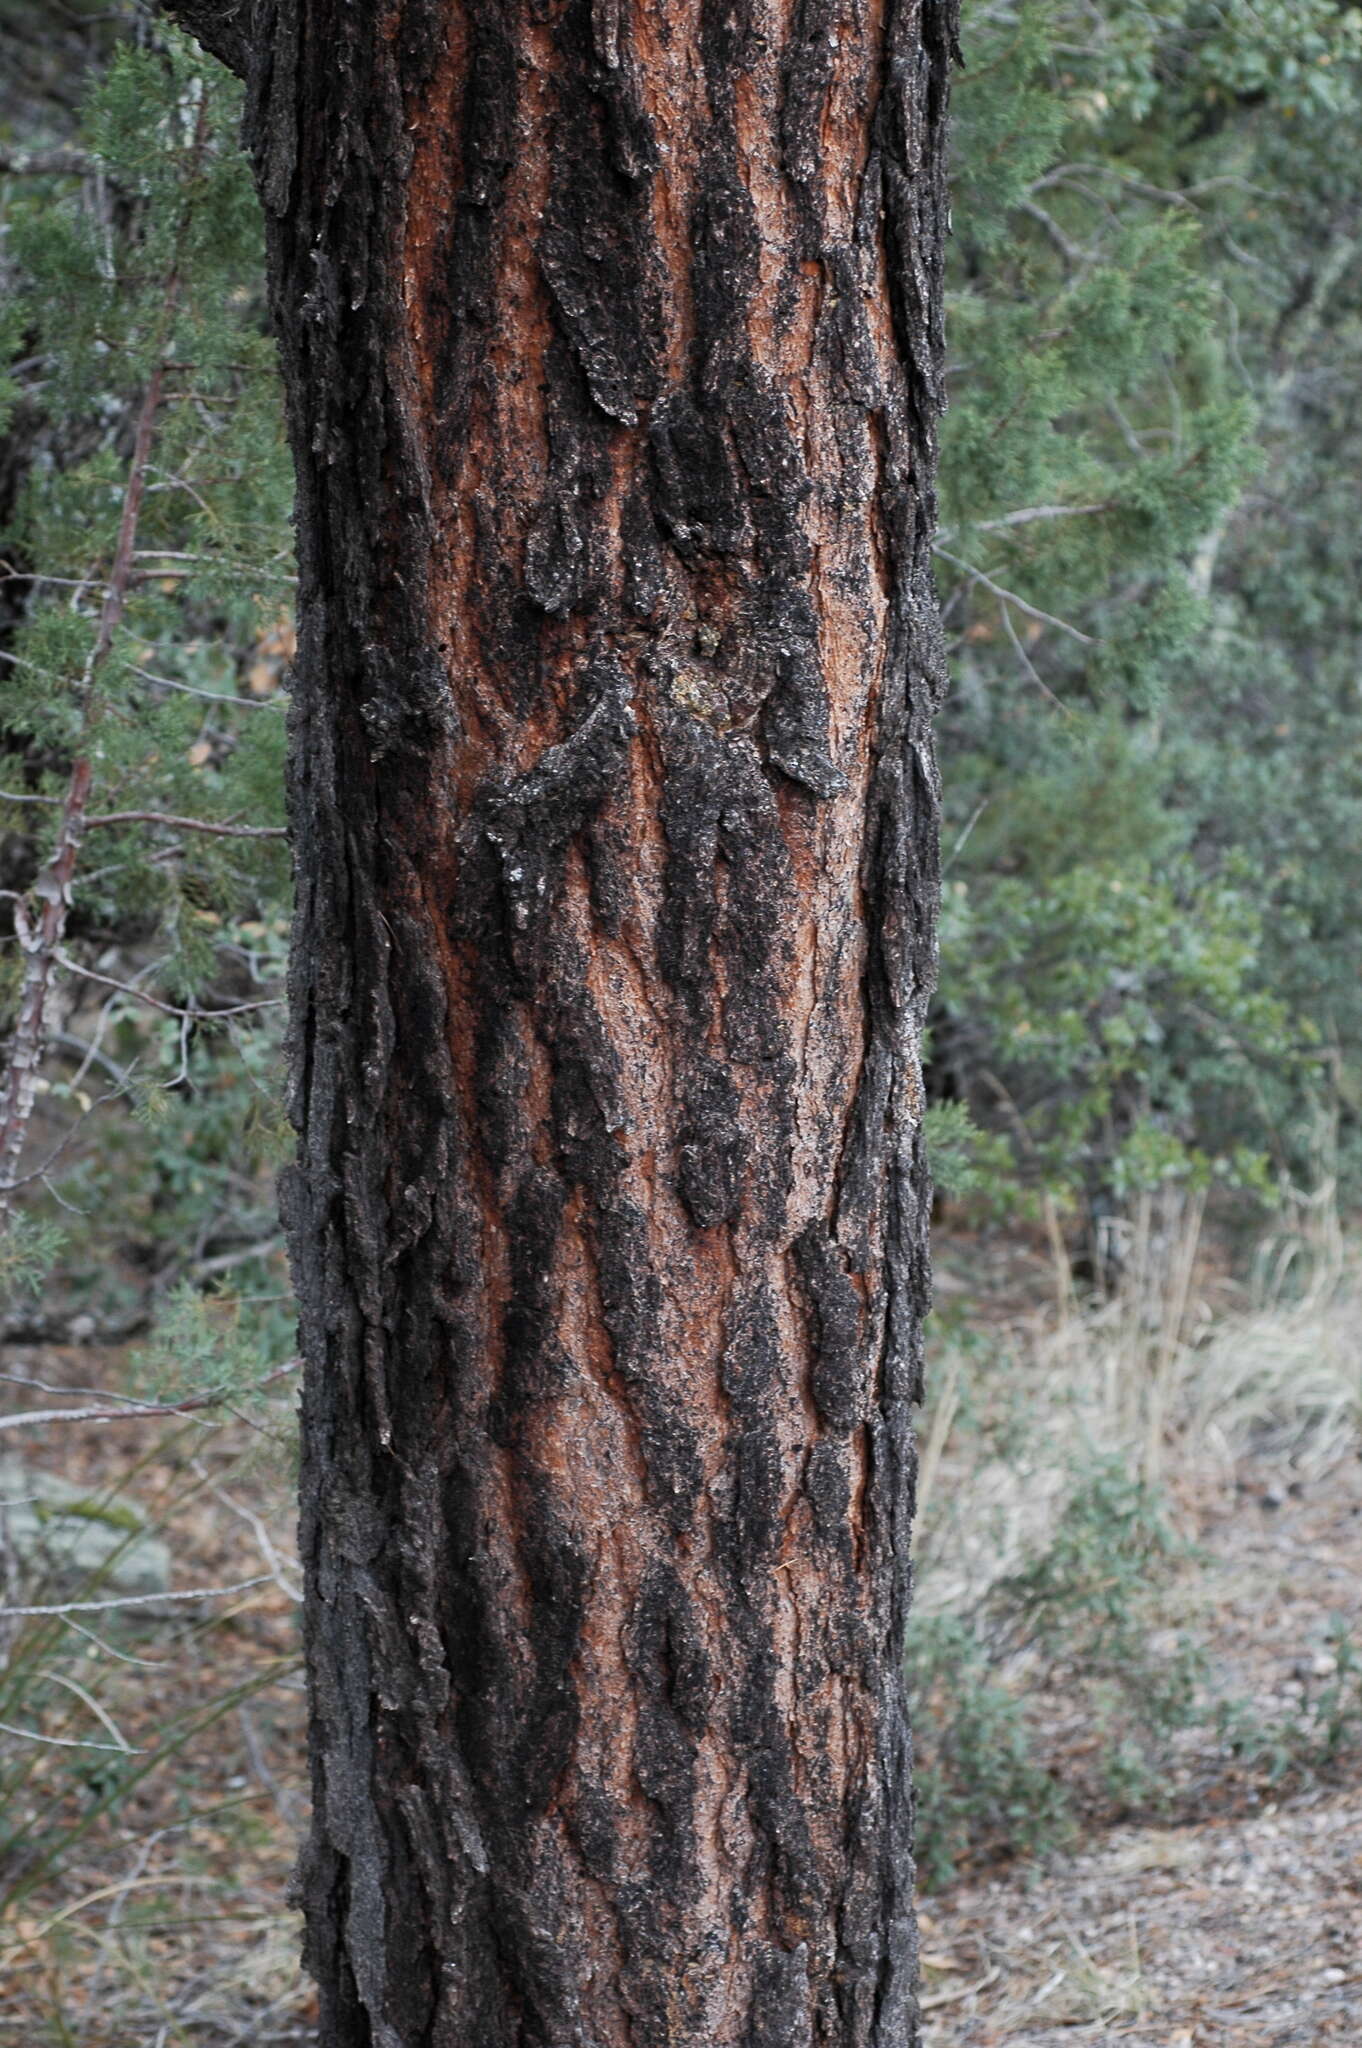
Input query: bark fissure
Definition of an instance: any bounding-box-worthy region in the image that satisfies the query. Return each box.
[220,0,959,2038]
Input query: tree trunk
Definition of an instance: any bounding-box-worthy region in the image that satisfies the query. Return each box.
[234,0,954,2039]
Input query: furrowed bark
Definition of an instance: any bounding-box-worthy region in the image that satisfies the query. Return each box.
[240,1,957,2041]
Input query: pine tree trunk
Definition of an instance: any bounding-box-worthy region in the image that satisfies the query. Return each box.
[240,1,955,2040]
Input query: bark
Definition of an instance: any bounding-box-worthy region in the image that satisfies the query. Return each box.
[225,0,954,2040]
[158,0,254,78]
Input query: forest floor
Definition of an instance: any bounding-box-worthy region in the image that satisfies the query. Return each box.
[922,1447,1362,2045]
[0,1347,312,2046]
[0,1246,1357,2043]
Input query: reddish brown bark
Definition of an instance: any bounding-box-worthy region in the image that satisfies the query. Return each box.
[178,1,958,2041]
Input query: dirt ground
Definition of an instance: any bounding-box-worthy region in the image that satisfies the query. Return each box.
[922,1781,1360,2045]
[922,1786,1360,2044]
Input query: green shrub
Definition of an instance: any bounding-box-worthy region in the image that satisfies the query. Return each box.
[931,0,1362,1224]
[906,1450,1362,1886]
[908,1612,1072,1891]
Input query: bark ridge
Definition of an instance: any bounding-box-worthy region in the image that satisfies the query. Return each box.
[248,0,958,2040]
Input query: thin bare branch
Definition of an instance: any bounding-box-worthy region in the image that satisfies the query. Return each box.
[193,1234,287,1279]
[43,1670,137,1752]
[974,502,1110,532]
[0,1575,275,1619]
[131,548,298,585]
[0,1717,142,1753]
[0,1357,299,1434]
[0,1083,126,1195]
[52,951,283,1020]
[119,658,284,708]
[61,1618,172,1669]
[86,809,287,840]
[193,1462,302,1604]
[1000,599,1074,715]
[0,1368,152,1405]
[1017,197,1087,267]
[943,801,988,877]
[933,546,1096,646]
[0,793,286,839]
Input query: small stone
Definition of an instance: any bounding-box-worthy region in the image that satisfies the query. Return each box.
[0,1454,170,1605]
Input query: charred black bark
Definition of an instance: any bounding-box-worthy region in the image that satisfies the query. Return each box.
[176,0,958,2040]
[159,0,252,79]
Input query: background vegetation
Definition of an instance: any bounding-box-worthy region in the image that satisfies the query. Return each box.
[0,0,1358,2037]
[3,0,1359,1325]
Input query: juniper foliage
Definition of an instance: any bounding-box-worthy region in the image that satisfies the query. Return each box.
[2,0,1359,1309]
[932,0,1362,1237]
[0,15,290,1332]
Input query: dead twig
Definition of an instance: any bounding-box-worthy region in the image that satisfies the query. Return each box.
[0,1356,299,1434]
[0,1575,276,1619]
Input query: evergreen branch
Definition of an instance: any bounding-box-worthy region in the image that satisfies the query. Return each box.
[0,340,176,1207]
[0,99,225,1224]
[0,757,95,1219]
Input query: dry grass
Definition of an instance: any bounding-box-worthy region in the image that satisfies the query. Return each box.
[921,1778,1362,2044]
[916,1200,1362,2041]
[918,1190,1361,1612]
